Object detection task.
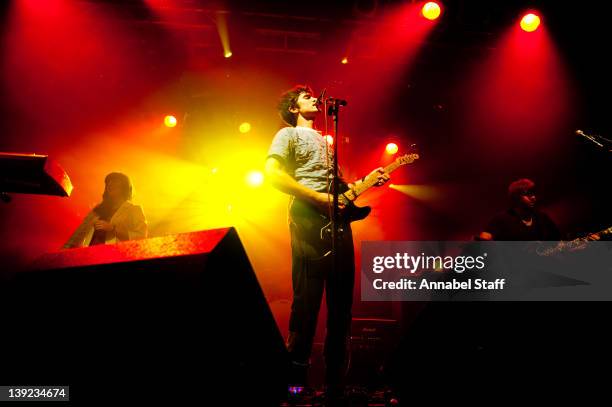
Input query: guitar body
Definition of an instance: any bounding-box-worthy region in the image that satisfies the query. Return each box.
[289,152,419,247]
[342,201,372,223]
[289,198,357,258]
[290,182,372,223]
[290,184,371,250]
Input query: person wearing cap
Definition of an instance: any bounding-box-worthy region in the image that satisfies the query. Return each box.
[478,178,560,241]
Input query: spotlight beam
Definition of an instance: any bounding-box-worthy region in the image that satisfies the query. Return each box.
[216,11,232,58]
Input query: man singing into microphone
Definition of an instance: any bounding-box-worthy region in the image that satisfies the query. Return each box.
[265,85,388,404]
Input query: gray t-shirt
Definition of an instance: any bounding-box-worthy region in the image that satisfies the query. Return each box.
[267,126,338,192]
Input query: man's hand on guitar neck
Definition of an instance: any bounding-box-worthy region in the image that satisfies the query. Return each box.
[349,167,390,189]
[346,167,390,201]
[369,167,391,187]
[569,232,601,252]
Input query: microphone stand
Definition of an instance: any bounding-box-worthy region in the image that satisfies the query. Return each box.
[326,97,347,276]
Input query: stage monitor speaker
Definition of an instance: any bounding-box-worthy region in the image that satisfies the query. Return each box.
[347,318,399,386]
[1,227,288,404]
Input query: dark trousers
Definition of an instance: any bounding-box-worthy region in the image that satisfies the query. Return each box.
[286,218,355,388]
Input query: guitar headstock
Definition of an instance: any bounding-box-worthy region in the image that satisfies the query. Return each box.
[396,153,420,165]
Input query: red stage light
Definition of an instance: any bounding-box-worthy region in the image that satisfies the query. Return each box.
[422,2,441,21]
[386,143,399,155]
[164,115,177,128]
[520,13,541,32]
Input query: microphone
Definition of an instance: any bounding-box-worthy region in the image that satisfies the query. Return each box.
[576,129,605,148]
[328,97,348,106]
[316,88,327,106]
[575,129,586,137]
[315,89,348,107]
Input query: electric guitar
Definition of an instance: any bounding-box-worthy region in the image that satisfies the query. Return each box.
[536,225,612,256]
[290,153,419,242]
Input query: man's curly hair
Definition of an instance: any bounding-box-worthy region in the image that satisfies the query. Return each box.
[277,85,313,127]
[508,178,536,204]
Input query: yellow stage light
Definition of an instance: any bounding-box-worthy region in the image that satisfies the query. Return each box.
[386,142,399,155]
[164,115,177,128]
[246,170,264,187]
[422,2,441,21]
[239,122,251,133]
[520,13,541,32]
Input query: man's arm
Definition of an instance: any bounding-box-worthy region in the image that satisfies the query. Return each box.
[264,157,342,210]
[477,231,493,241]
[478,213,505,241]
[126,205,148,240]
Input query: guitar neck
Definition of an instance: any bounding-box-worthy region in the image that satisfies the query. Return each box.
[595,226,612,239]
[572,226,612,243]
[352,161,402,197]
[542,225,611,256]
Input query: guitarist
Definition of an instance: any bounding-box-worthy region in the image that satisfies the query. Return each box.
[478,178,561,241]
[265,85,389,403]
[478,178,602,246]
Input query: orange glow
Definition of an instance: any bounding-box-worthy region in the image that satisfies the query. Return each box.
[239,122,251,133]
[341,57,349,64]
[422,2,441,21]
[324,135,334,145]
[386,142,399,155]
[520,13,541,32]
[164,115,177,128]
